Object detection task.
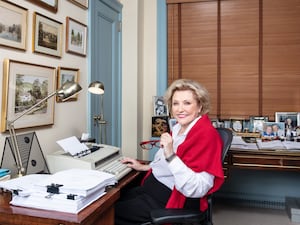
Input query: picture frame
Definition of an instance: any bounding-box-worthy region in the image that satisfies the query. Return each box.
[32,12,63,58]
[0,1,28,50]
[152,116,169,137]
[249,116,269,133]
[262,122,285,138]
[66,17,87,57]
[27,0,58,13]
[68,0,89,9]
[275,112,299,128]
[1,59,56,132]
[153,96,168,116]
[56,67,79,102]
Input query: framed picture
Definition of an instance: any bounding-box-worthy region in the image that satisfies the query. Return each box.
[230,118,243,132]
[152,116,169,137]
[1,59,56,132]
[275,112,299,128]
[27,0,58,13]
[262,122,285,138]
[66,17,87,57]
[0,1,27,50]
[153,96,168,116]
[32,12,63,58]
[249,116,268,133]
[68,0,89,9]
[57,67,79,102]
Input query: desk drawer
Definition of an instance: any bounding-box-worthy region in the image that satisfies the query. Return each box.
[230,153,300,170]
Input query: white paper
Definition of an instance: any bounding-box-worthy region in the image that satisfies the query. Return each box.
[56,136,88,155]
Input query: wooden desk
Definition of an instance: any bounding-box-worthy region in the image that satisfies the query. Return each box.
[0,170,141,225]
[225,148,300,173]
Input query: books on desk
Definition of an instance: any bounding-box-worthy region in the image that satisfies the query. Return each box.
[0,169,117,214]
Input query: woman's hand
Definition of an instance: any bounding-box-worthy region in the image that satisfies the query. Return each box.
[121,157,150,171]
[160,132,174,158]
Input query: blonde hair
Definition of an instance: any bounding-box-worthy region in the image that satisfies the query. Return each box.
[164,79,210,116]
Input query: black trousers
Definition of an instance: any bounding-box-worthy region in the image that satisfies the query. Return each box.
[114,173,200,225]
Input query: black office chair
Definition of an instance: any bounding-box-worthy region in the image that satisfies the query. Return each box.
[144,127,233,225]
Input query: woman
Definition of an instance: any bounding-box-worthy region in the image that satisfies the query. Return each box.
[115,79,224,225]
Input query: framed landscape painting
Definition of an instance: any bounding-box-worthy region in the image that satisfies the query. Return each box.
[32,12,63,57]
[0,1,27,50]
[27,0,58,13]
[56,67,80,102]
[66,17,87,57]
[1,59,56,132]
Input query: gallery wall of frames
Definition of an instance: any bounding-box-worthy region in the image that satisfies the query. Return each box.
[0,0,89,155]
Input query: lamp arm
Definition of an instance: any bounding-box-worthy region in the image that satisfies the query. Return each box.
[8,91,57,125]
[8,123,24,176]
[6,90,56,177]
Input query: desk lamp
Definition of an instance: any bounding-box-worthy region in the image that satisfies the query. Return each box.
[88,81,106,144]
[7,81,82,177]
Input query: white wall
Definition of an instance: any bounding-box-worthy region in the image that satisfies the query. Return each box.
[120,0,157,159]
[0,0,158,167]
[0,1,88,160]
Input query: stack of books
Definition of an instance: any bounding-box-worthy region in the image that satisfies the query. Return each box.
[0,168,117,213]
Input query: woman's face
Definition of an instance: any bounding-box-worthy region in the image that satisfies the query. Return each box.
[171,90,202,130]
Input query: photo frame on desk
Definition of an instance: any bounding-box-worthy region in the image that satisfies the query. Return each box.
[1,59,56,132]
[0,1,28,50]
[275,112,299,127]
[249,116,268,133]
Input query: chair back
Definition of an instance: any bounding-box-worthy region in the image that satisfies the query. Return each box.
[216,127,233,162]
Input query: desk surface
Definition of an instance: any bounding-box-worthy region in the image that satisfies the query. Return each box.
[0,170,141,225]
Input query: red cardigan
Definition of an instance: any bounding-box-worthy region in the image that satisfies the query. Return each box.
[143,114,224,211]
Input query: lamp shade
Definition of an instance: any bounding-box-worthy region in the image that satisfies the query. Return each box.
[88,81,104,95]
[57,81,82,101]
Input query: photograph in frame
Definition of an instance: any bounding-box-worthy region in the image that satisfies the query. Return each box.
[275,112,299,128]
[32,12,63,58]
[1,59,56,132]
[57,67,80,102]
[66,17,87,57]
[68,0,89,9]
[27,0,58,13]
[153,96,168,116]
[152,116,169,137]
[249,116,268,133]
[0,1,27,50]
[262,122,285,139]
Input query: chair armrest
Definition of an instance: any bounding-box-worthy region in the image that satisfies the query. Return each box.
[150,209,206,224]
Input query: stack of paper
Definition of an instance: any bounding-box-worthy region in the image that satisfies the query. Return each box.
[0,169,117,213]
[230,136,258,150]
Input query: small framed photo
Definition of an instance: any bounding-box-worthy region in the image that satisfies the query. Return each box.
[153,96,168,116]
[68,0,89,9]
[32,12,63,58]
[1,59,56,132]
[152,116,169,137]
[57,67,80,102]
[0,1,28,50]
[262,122,285,138]
[27,0,58,13]
[249,116,269,133]
[275,112,299,129]
[231,119,243,132]
[66,17,87,57]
